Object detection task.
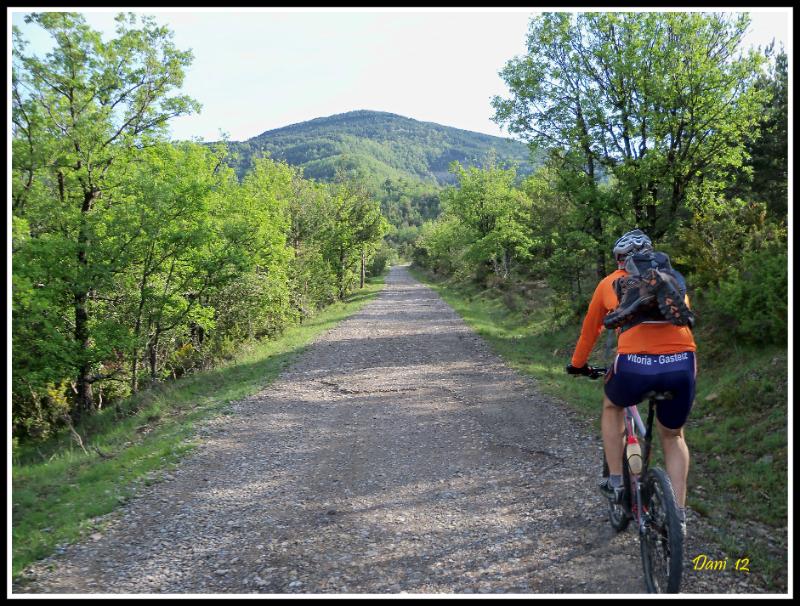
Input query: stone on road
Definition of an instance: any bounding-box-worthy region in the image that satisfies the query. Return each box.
[15,266,748,594]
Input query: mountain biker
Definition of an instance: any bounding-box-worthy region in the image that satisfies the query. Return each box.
[566,229,696,535]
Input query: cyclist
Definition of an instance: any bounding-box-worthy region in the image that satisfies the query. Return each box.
[566,229,696,535]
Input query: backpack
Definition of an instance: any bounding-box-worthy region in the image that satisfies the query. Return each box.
[604,250,695,333]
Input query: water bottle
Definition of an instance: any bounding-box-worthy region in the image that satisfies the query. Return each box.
[626,436,642,475]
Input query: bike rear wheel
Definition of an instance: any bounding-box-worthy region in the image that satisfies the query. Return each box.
[640,467,683,593]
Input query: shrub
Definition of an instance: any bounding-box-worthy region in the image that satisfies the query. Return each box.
[703,244,787,345]
[368,242,397,276]
[542,230,596,327]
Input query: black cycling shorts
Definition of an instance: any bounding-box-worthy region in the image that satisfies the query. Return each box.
[604,352,696,429]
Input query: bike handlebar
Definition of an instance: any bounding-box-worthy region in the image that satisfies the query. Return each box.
[585,365,607,380]
[566,364,607,380]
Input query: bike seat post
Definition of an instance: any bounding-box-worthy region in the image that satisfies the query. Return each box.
[640,390,672,449]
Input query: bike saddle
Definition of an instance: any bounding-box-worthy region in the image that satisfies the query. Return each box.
[643,390,674,401]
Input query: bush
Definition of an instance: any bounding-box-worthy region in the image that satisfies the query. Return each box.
[368,242,397,276]
[672,199,785,290]
[703,244,787,345]
[541,230,596,327]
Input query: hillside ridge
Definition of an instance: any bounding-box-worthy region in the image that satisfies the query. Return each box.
[218,109,538,187]
[250,109,520,144]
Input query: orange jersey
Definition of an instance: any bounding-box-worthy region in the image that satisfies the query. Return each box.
[570,269,697,368]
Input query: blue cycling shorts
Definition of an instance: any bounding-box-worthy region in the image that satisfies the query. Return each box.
[604,352,697,429]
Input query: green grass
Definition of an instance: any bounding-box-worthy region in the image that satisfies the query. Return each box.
[409,266,788,591]
[11,275,386,580]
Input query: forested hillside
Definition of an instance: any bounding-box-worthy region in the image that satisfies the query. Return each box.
[220,110,537,187]
[217,111,540,261]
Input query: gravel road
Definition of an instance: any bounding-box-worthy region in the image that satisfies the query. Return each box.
[15,266,766,594]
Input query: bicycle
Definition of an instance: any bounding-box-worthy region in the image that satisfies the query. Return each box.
[579,365,684,593]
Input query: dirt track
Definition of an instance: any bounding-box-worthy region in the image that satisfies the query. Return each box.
[15,265,761,594]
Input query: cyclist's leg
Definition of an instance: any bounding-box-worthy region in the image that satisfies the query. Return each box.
[602,354,656,474]
[656,421,689,508]
[601,393,625,476]
[653,352,696,509]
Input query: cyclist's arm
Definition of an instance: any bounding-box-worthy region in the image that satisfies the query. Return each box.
[570,280,612,368]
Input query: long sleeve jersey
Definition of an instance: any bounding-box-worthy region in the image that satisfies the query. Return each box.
[570,269,697,368]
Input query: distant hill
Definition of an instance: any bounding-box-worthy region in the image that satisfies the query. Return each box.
[219,110,538,187]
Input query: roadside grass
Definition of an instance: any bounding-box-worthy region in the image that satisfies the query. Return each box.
[409,266,788,591]
[11,275,385,580]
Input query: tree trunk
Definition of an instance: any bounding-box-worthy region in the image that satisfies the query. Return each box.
[646,184,658,236]
[339,248,346,299]
[131,350,139,395]
[594,215,606,279]
[148,332,160,381]
[360,247,366,288]
[130,265,151,394]
[489,256,500,278]
[73,291,94,422]
[632,185,644,226]
[584,152,606,279]
[73,189,97,422]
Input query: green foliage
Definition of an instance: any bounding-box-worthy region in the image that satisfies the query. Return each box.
[12,15,389,441]
[13,11,201,426]
[727,44,788,219]
[539,231,597,327]
[704,245,788,345]
[444,160,533,275]
[493,12,770,240]
[671,197,786,288]
[322,176,389,298]
[368,242,398,277]
[13,137,388,438]
[414,216,472,278]
[416,160,534,282]
[669,196,787,347]
[217,110,541,262]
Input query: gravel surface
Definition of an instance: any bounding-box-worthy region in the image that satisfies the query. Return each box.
[14,266,772,595]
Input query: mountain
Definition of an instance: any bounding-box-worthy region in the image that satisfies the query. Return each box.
[220,110,538,188]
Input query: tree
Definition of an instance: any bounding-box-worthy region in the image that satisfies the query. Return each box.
[441,161,533,280]
[12,12,199,421]
[493,12,769,242]
[116,142,240,390]
[491,13,610,278]
[285,174,340,317]
[324,174,387,299]
[728,43,788,219]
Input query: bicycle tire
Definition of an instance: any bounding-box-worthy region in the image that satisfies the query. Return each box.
[640,467,683,593]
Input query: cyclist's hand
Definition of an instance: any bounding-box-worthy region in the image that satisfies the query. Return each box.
[566,363,589,376]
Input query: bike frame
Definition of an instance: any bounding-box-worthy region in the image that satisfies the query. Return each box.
[623,402,653,534]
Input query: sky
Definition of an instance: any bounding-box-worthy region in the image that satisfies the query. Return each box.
[8,7,793,143]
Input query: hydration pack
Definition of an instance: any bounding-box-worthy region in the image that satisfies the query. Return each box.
[605,250,695,333]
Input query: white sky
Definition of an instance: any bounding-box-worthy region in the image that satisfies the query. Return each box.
[8,7,793,142]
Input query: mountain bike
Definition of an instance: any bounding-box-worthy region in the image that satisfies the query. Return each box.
[581,365,684,593]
